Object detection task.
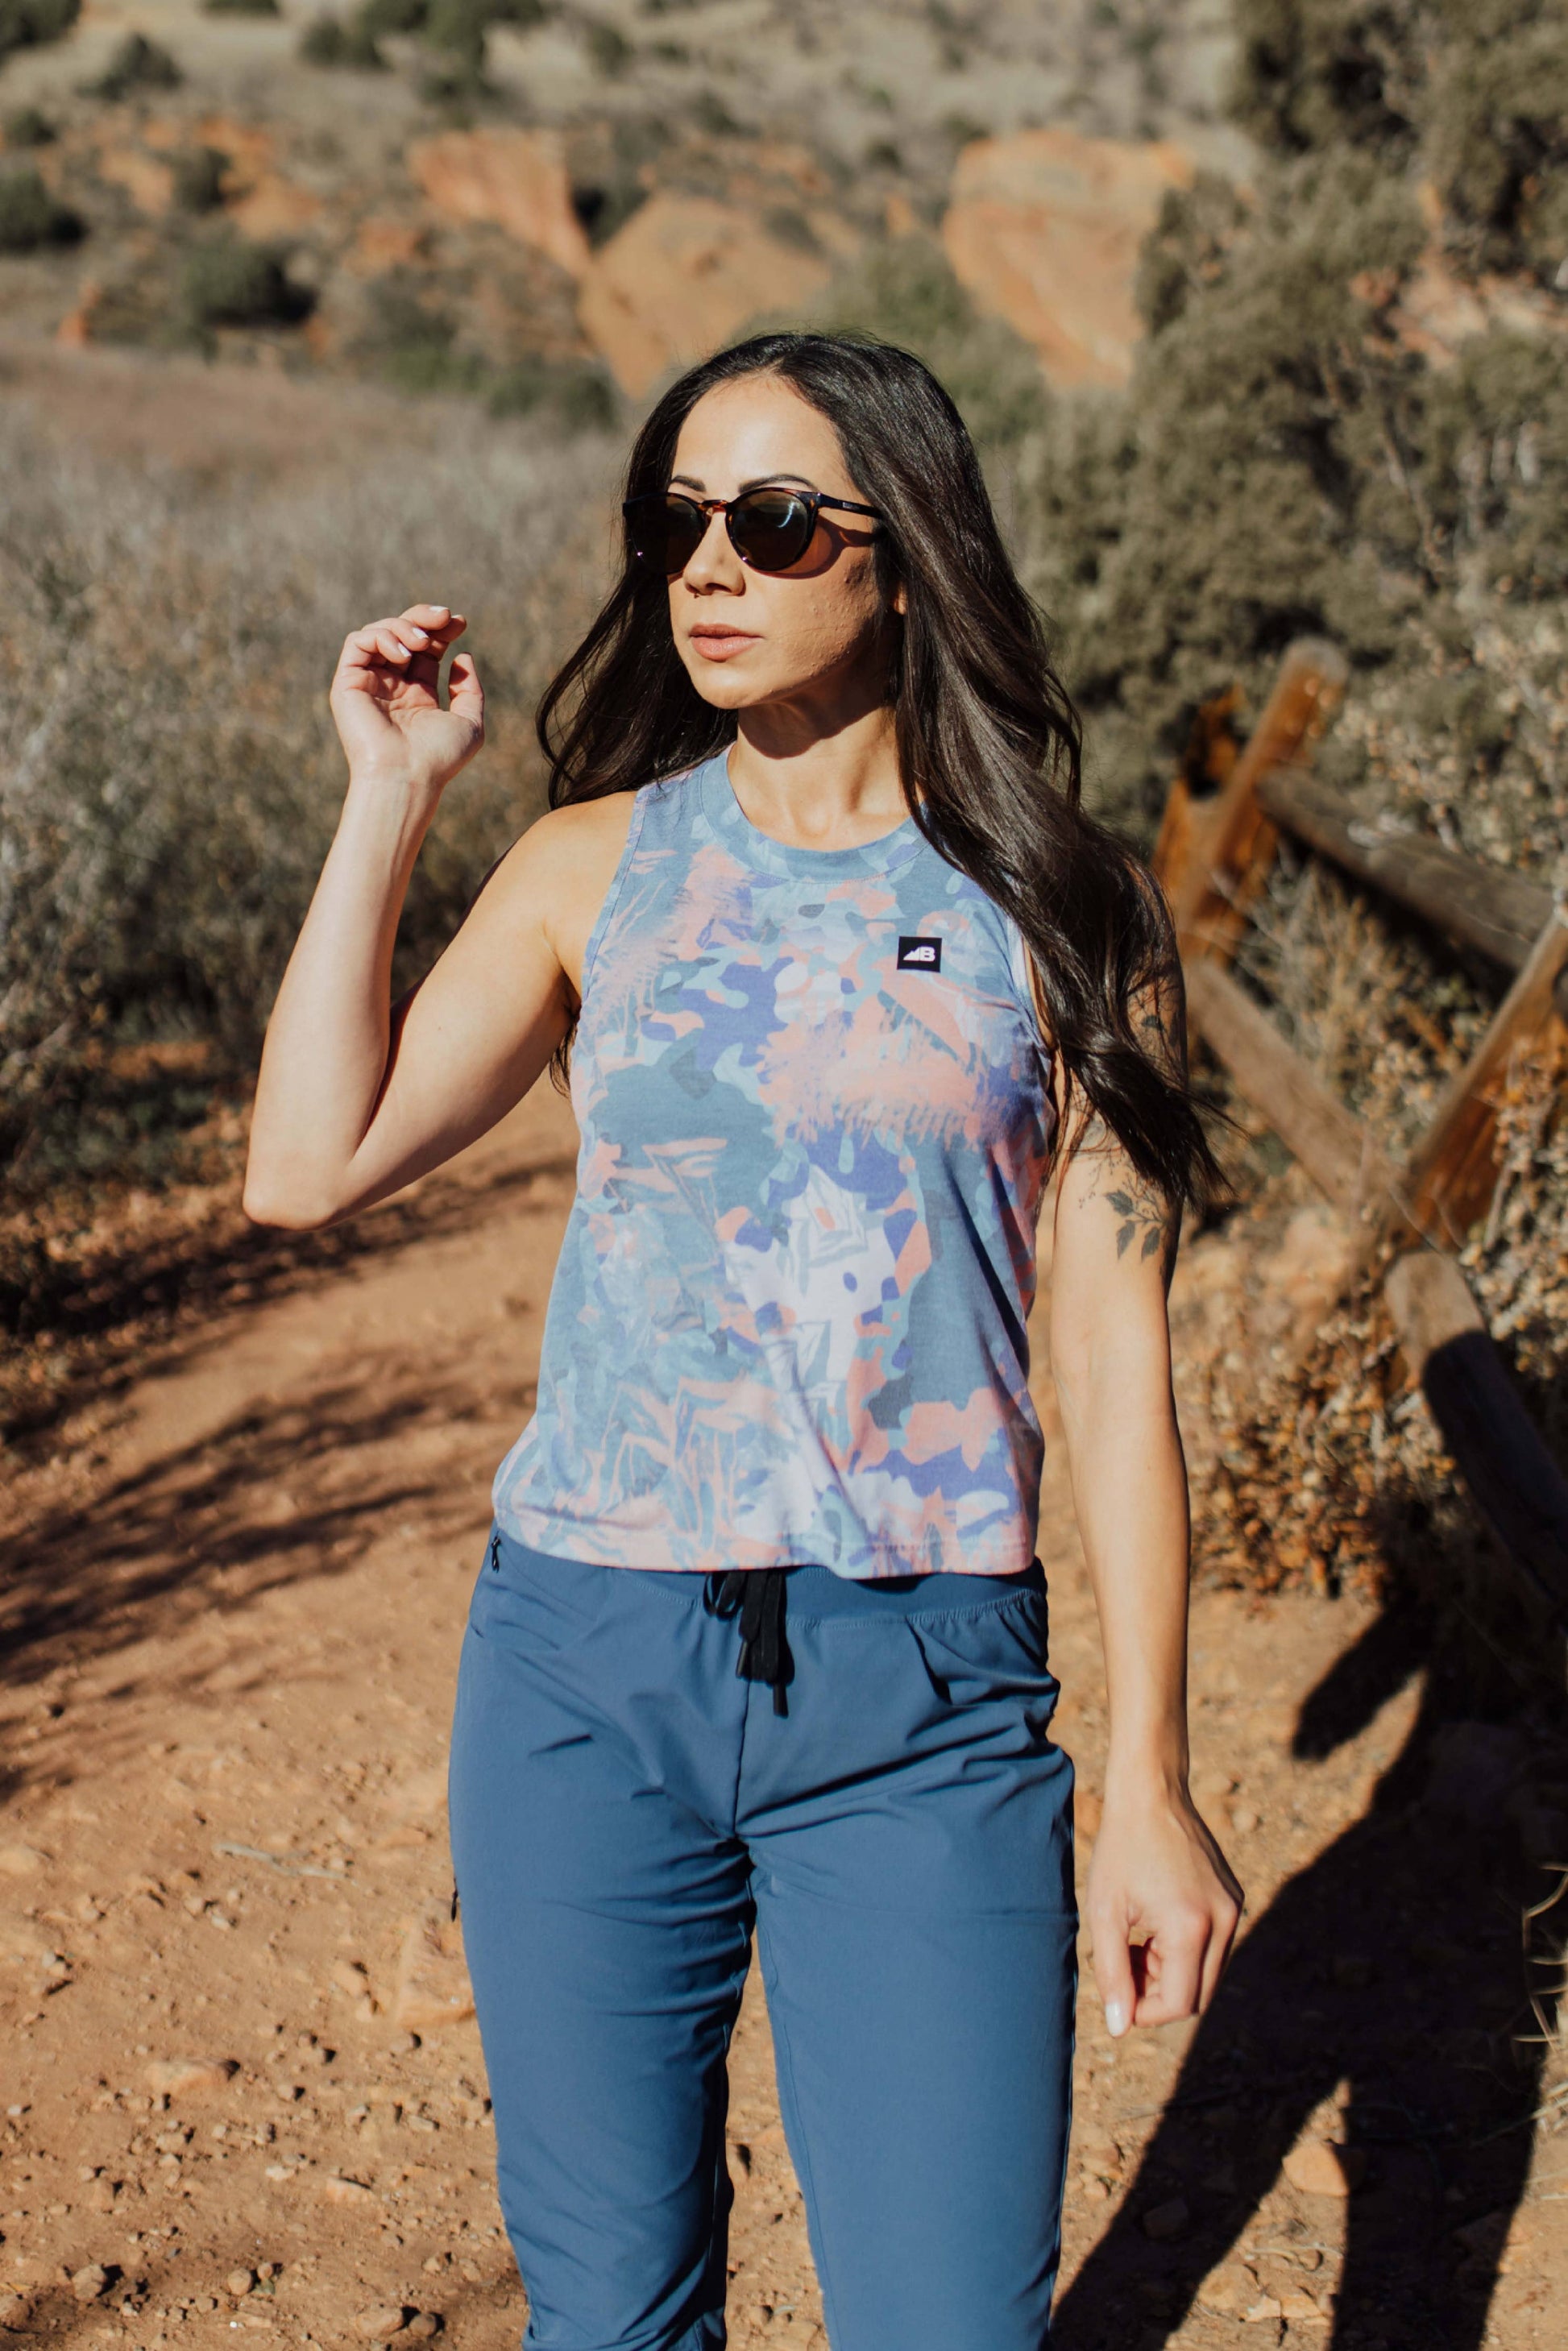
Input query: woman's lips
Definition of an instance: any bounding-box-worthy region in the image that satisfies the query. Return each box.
[689,628,759,662]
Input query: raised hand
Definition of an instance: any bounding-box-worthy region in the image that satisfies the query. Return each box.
[328,602,485,803]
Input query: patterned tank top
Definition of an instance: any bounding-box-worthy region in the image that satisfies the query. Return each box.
[491,745,1057,1579]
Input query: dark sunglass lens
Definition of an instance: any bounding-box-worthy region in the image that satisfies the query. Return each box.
[628,495,705,574]
[729,491,813,571]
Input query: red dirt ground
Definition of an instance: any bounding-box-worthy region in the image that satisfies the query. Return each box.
[2,1082,1565,2351]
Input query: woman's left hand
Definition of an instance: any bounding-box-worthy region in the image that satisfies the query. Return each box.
[1084,1780,1243,2037]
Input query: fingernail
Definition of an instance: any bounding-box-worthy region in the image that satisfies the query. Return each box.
[1105,1998,1130,2038]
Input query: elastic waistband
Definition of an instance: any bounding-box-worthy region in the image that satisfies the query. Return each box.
[488,1524,1043,1626]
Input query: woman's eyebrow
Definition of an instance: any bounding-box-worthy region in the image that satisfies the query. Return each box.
[666,471,822,493]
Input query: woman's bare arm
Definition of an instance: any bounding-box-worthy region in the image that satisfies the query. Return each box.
[1047,1011,1242,2036]
[242,601,629,1230]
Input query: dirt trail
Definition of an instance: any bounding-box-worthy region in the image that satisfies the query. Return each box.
[2,1084,1564,2350]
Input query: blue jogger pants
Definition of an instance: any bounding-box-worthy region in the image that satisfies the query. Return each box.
[447,1525,1078,2351]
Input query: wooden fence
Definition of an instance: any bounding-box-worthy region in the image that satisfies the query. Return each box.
[1152,641,1568,1627]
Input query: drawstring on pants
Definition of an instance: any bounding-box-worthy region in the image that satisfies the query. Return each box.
[703,1567,793,1715]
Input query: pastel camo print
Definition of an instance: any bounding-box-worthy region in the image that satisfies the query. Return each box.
[492,748,1057,1580]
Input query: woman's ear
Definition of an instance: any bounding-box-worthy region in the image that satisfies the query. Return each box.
[891,579,909,617]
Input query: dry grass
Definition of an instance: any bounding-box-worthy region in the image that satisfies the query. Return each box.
[0,392,620,1439]
[1193,1039,1568,1615]
[0,395,618,1193]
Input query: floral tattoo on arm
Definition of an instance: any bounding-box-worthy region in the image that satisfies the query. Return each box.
[1074,1111,1179,1275]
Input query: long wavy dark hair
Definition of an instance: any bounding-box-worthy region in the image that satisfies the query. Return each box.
[537,330,1222,1209]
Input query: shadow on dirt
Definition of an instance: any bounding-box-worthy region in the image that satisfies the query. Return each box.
[0,1354,535,1800]
[2,1140,576,1457]
[1055,1586,1568,2350]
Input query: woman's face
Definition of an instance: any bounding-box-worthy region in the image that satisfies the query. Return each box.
[662,375,898,717]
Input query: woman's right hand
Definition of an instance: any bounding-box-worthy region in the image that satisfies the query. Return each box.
[328,602,484,802]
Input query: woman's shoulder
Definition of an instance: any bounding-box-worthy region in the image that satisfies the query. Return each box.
[472,791,640,943]
[529,789,641,863]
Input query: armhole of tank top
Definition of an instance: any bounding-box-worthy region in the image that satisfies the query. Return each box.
[1003,913,1051,1063]
[1003,910,1061,1159]
[576,784,652,1009]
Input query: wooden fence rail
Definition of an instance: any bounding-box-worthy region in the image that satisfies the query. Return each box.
[1255,766,1568,1020]
[1154,641,1568,1626]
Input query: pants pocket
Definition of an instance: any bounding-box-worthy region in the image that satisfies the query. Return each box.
[467,1528,608,1656]
[905,1588,1060,1715]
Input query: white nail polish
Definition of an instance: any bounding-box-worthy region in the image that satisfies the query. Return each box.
[1105,1998,1130,2037]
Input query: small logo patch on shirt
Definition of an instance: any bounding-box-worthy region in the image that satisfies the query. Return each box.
[897,935,943,972]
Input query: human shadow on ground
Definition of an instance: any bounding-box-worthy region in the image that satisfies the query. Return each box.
[1054,1594,1568,2350]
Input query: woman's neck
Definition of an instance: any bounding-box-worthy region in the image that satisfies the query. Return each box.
[727,697,905,854]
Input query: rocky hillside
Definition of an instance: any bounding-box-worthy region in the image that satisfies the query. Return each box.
[0,1,1251,403]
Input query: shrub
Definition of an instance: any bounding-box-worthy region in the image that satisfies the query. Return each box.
[567,115,663,248]
[2,105,57,148]
[421,0,489,82]
[85,31,183,97]
[690,88,736,136]
[1228,0,1424,158]
[1230,0,1568,282]
[487,354,619,433]
[761,205,819,255]
[583,16,629,74]
[172,145,230,214]
[0,163,82,251]
[181,236,313,329]
[0,0,80,67]
[201,0,281,13]
[814,234,1048,457]
[298,10,386,66]
[0,403,616,1188]
[356,276,487,393]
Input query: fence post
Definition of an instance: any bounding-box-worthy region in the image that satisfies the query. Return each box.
[1165,640,1349,969]
[1391,904,1568,1252]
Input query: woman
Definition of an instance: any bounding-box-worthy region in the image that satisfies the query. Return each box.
[244,330,1242,2351]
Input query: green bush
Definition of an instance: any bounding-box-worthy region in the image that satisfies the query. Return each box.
[691,88,737,136]
[357,276,487,394]
[182,236,313,330]
[487,354,620,433]
[1230,0,1568,282]
[0,0,80,68]
[172,145,230,214]
[421,0,489,81]
[0,163,82,251]
[202,0,281,14]
[85,31,183,97]
[2,105,57,147]
[1228,0,1424,157]
[815,234,1049,456]
[567,115,664,248]
[353,277,619,421]
[583,16,629,73]
[298,10,386,66]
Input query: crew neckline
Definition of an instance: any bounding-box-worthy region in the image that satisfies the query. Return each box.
[697,746,923,879]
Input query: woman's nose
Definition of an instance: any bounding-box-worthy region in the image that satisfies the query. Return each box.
[682,508,744,589]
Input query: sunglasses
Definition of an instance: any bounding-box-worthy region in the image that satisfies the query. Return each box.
[623,486,883,577]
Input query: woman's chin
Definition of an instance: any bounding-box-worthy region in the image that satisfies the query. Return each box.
[681,661,770,711]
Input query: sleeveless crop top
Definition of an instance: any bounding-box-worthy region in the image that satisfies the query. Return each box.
[491,746,1058,1580]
